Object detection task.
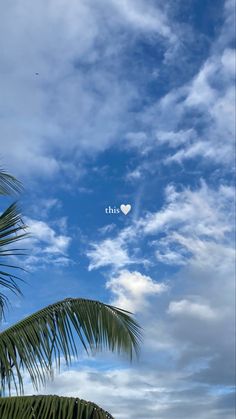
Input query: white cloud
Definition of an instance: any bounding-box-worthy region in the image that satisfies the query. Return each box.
[87,182,234,271]
[124,131,152,157]
[168,299,217,320]
[106,270,167,312]
[165,235,235,272]
[185,59,217,108]
[109,0,175,41]
[26,218,70,254]
[0,1,128,177]
[139,182,234,267]
[22,364,234,419]
[166,72,235,165]
[30,198,61,218]
[221,48,235,76]
[87,238,133,271]
[87,225,147,271]
[157,129,196,148]
[126,168,143,182]
[1,0,233,178]
[22,218,72,269]
[155,246,188,266]
[0,0,176,180]
[98,223,116,235]
[138,0,235,167]
[156,46,235,165]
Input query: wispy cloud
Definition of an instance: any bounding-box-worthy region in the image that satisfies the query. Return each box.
[109,0,176,41]
[87,182,234,271]
[21,218,72,269]
[131,0,235,170]
[87,226,148,271]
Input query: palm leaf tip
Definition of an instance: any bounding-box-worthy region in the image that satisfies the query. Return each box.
[0,395,114,419]
[0,170,23,196]
[0,298,142,393]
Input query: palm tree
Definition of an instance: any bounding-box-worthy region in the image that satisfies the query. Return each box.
[0,170,141,419]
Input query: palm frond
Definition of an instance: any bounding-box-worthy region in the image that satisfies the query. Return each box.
[0,170,22,196]
[0,202,27,246]
[0,202,28,317]
[0,298,141,394]
[0,395,114,419]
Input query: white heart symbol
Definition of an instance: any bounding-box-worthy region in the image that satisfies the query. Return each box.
[120,204,131,215]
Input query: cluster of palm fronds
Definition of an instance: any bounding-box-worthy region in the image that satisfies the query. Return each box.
[0,169,142,418]
[0,395,115,419]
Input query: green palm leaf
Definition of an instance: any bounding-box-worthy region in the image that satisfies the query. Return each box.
[0,169,27,317]
[0,170,22,196]
[0,298,141,394]
[0,202,27,317]
[0,395,114,419]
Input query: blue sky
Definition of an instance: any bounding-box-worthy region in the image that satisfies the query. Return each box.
[0,0,235,417]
